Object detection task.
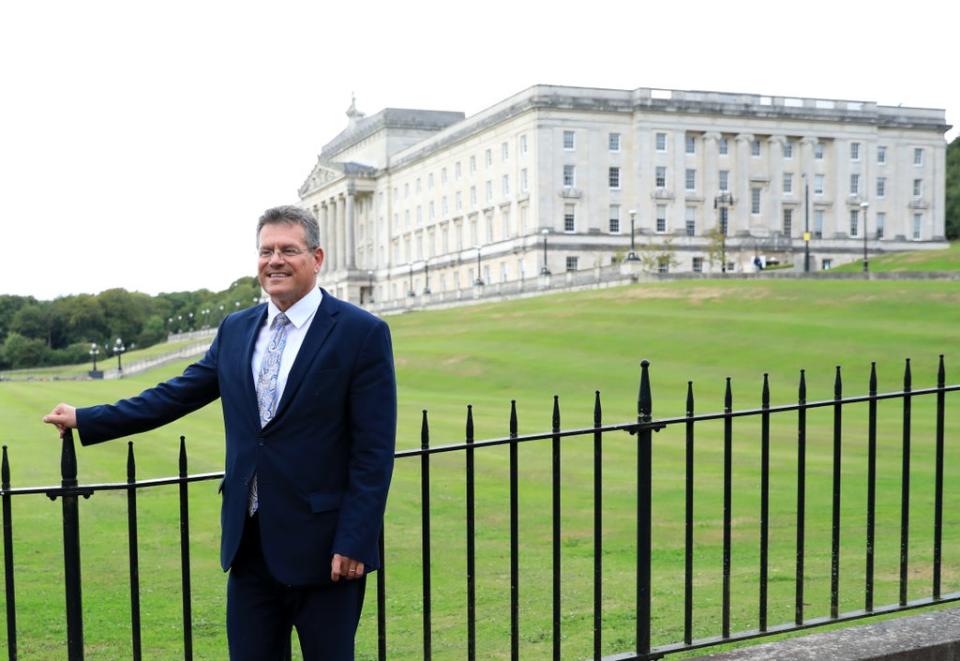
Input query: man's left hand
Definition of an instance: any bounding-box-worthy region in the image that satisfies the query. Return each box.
[331,553,364,582]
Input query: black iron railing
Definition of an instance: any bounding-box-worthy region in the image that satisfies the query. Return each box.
[1,357,957,660]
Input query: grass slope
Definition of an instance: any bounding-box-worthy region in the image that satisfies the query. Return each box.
[832,241,960,272]
[0,279,958,660]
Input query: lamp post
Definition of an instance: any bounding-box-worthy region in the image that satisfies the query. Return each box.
[423,260,431,295]
[407,264,415,297]
[713,192,735,273]
[540,229,551,275]
[113,338,126,377]
[860,200,869,274]
[802,173,811,273]
[475,247,484,285]
[367,270,375,304]
[626,209,640,261]
[89,343,100,373]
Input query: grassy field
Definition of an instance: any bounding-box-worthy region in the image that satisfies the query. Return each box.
[1,279,958,660]
[0,338,208,380]
[832,241,960,272]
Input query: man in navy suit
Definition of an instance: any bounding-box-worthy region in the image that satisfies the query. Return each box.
[43,205,396,660]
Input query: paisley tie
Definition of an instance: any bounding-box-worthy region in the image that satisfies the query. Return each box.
[249,312,290,516]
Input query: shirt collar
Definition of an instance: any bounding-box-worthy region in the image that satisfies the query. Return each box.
[265,287,323,330]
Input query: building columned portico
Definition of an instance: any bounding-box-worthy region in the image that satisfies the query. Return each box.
[298,87,951,305]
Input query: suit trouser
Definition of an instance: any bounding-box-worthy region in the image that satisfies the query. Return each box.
[226,514,366,661]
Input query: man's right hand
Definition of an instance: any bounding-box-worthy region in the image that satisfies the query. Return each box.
[43,403,77,438]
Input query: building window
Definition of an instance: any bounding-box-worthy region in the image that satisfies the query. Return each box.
[783,173,793,194]
[849,209,859,237]
[686,134,696,154]
[520,134,528,155]
[719,170,729,192]
[657,257,669,274]
[609,205,620,233]
[609,166,621,189]
[563,165,576,187]
[850,142,861,161]
[429,201,435,220]
[563,130,575,150]
[719,207,728,235]
[656,205,667,233]
[485,214,494,242]
[783,208,793,235]
[877,177,886,198]
[822,258,833,270]
[685,169,696,192]
[428,173,434,190]
[470,186,477,208]
[502,211,511,239]
[502,174,510,197]
[500,262,508,283]
[485,149,492,167]
[913,213,922,240]
[564,205,576,232]
[685,206,696,236]
[876,212,885,239]
[913,178,923,197]
[692,257,704,273]
[416,178,422,193]
[441,167,447,185]
[609,133,621,151]
[877,145,886,164]
[441,196,448,216]
[914,148,924,166]
[718,137,729,155]
[416,206,423,226]
[455,162,462,180]
[404,210,410,228]
[502,142,509,160]
[751,139,761,157]
[655,166,667,188]
[814,174,824,195]
[751,187,761,214]
[815,142,824,160]
[814,210,824,238]
[566,256,578,272]
[656,132,667,152]
[521,168,528,193]
[456,191,463,211]
[784,141,793,159]
[404,183,410,198]
[485,180,492,204]
[470,155,477,173]
[850,174,860,196]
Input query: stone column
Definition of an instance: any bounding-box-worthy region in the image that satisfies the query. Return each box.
[766,135,785,236]
[335,194,346,272]
[345,187,357,270]
[735,133,754,235]
[703,132,721,232]
[319,202,330,274]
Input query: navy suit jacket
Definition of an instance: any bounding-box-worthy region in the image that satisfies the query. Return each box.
[76,289,396,586]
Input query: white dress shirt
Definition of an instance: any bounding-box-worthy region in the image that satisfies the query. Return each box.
[251,287,323,401]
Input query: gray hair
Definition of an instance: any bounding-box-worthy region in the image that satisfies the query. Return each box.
[256,205,320,249]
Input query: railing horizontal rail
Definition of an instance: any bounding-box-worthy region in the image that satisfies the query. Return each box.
[1,471,225,498]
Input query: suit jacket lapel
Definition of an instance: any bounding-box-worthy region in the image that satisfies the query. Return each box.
[243,305,268,429]
[268,290,339,426]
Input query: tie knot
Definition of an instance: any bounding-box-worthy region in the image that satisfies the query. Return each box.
[272,312,290,329]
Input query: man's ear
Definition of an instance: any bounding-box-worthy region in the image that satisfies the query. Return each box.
[314,247,325,273]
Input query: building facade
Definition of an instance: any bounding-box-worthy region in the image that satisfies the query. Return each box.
[298,86,950,304]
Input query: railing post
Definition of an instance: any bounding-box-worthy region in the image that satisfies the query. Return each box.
[126,442,142,661]
[2,446,17,661]
[60,429,85,661]
[178,437,193,661]
[636,360,652,658]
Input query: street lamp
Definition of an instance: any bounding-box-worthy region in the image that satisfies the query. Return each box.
[113,338,126,376]
[540,229,551,275]
[802,173,811,273]
[89,343,100,373]
[860,200,870,274]
[626,209,640,261]
[713,193,735,273]
[407,264,415,297]
[474,247,484,286]
[423,260,431,295]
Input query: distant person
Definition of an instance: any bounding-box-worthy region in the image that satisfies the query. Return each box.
[43,205,396,660]
[753,255,764,271]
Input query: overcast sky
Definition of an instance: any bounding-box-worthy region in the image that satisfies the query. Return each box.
[2,0,956,300]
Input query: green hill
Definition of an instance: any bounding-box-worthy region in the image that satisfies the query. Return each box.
[1,279,958,659]
[832,241,960,272]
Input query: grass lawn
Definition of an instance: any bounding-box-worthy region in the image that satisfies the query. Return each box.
[832,241,960,272]
[0,279,958,659]
[0,338,209,380]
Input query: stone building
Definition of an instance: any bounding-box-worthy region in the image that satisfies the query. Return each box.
[298,86,950,304]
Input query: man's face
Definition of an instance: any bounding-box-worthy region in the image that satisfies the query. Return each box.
[257,223,324,310]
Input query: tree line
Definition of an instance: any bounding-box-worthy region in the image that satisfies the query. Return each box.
[0,277,261,370]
